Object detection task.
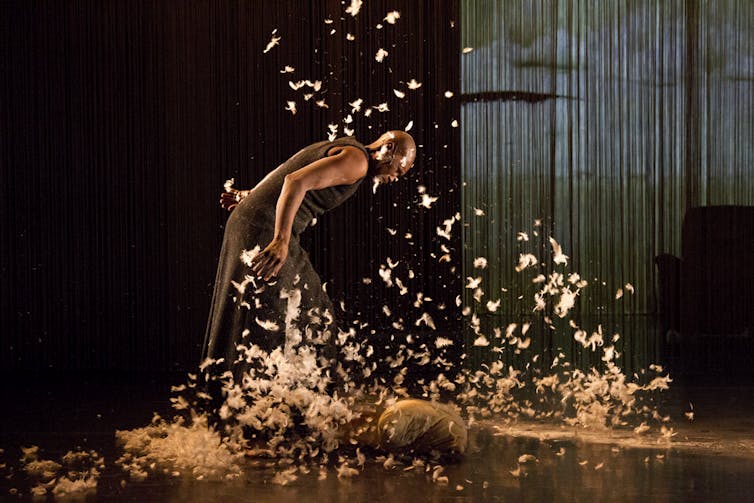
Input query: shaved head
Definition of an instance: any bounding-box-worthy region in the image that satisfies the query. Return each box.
[365,130,417,184]
[376,130,416,173]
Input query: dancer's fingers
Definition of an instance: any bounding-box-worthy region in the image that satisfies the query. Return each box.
[271,262,284,278]
[253,259,270,276]
[220,194,237,209]
[250,253,269,274]
[250,247,269,266]
[263,258,283,281]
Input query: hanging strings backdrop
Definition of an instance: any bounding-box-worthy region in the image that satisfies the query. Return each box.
[460,0,754,374]
[3,0,751,375]
[1,1,461,372]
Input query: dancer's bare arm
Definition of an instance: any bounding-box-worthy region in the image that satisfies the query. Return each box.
[250,146,368,280]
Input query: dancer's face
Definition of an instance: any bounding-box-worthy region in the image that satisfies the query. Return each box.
[371,141,414,184]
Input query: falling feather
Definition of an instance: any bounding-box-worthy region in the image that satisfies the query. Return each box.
[515,253,538,272]
[349,98,363,113]
[375,48,389,62]
[685,402,695,422]
[465,277,482,289]
[263,30,281,53]
[345,0,362,16]
[378,265,393,287]
[435,337,454,348]
[384,11,401,24]
[473,335,490,347]
[327,124,338,141]
[549,237,569,265]
[473,288,484,302]
[415,313,436,330]
[473,257,488,269]
[555,288,577,318]
[420,194,439,208]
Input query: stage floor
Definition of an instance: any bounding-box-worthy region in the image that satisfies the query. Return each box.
[2,372,753,502]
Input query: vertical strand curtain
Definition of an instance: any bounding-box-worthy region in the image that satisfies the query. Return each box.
[460,0,753,373]
[0,0,461,372]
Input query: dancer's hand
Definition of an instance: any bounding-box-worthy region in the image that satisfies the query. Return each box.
[250,237,289,281]
[220,189,251,212]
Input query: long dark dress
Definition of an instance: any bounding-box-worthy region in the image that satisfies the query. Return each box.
[202,137,368,379]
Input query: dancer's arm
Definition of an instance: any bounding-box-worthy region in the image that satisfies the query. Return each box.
[250,146,368,280]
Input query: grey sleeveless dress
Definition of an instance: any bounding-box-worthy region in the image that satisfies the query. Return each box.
[202,137,368,377]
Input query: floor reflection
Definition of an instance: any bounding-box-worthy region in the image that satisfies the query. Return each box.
[72,429,754,502]
[2,374,754,502]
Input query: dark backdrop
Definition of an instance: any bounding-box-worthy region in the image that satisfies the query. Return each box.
[1,0,461,372]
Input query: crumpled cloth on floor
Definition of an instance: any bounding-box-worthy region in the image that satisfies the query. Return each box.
[377,399,468,455]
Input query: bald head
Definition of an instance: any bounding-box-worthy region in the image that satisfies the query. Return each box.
[366,130,417,183]
[381,130,416,171]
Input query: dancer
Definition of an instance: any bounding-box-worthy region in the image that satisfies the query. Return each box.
[202,132,416,379]
[202,133,470,457]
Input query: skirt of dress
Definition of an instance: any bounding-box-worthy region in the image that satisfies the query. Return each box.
[202,218,336,384]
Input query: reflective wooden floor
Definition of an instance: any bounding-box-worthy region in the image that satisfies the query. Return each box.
[2,372,754,502]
